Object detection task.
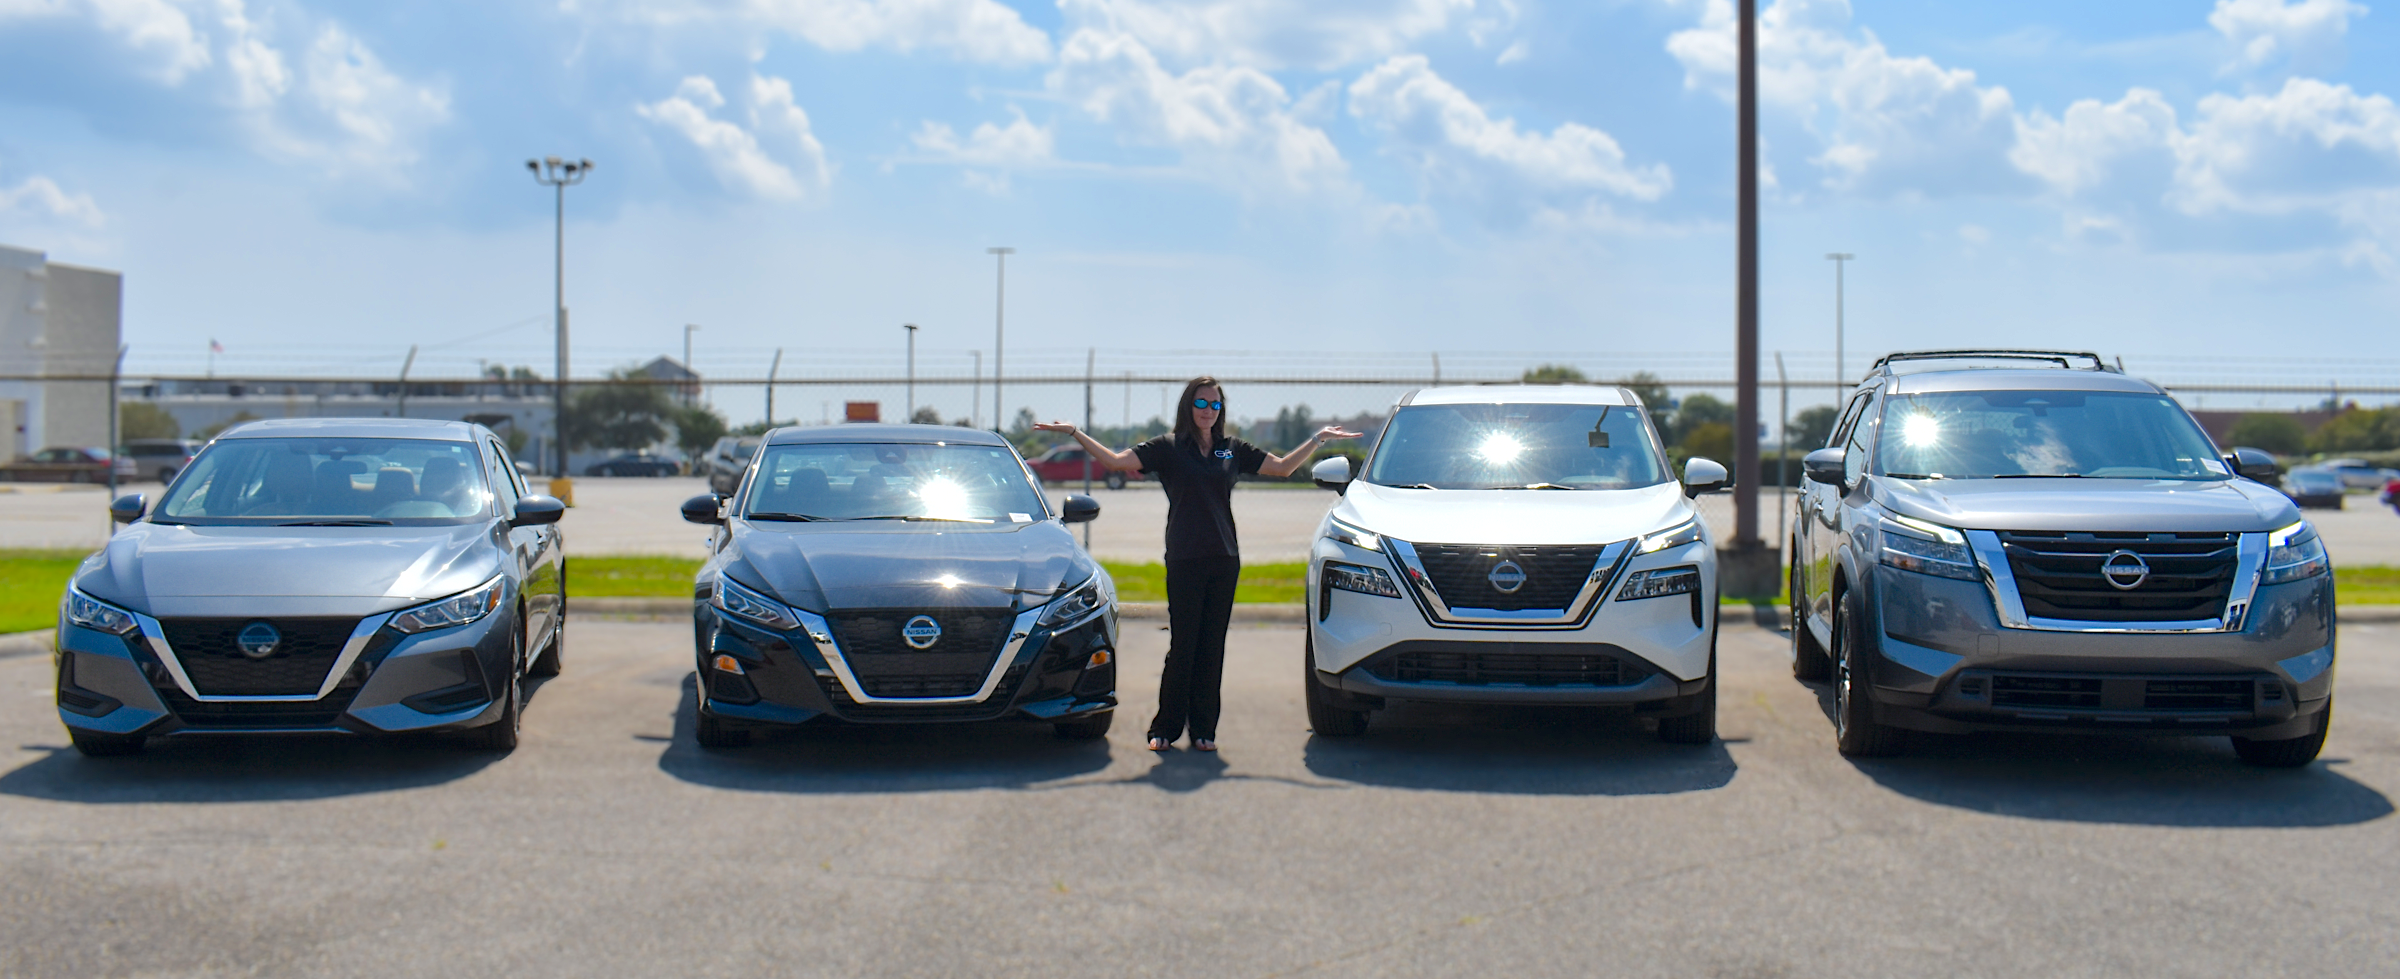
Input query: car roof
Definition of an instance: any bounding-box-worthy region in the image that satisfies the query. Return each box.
[1402,384,1641,408]
[216,417,486,442]
[1880,368,2165,397]
[763,423,1011,447]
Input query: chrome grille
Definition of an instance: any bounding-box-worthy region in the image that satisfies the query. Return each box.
[1998,531,2237,623]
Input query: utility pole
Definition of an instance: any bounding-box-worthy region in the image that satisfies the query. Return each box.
[765,348,783,428]
[904,323,919,422]
[1724,0,1772,599]
[395,345,418,418]
[683,324,701,406]
[1826,253,1854,387]
[970,350,982,429]
[527,155,593,483]
[988,247,1013,433]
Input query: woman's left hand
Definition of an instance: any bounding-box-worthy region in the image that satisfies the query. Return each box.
[1315,426,1365,442]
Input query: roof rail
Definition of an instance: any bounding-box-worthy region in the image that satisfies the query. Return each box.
[1870,349,2114,376]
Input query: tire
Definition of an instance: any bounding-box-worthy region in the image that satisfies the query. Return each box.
[1790,556,1831,682]
[1832,585,1904,758]
[467,633,523,752]
[1657,646,1718,745]
[695,706,750,749]
[68,728,145,757]
[528,606,563,678]
[1106,472,1127,490]
[1053,711,1114,740]
[2233,699,2331,768]
[1304,635,1370,737]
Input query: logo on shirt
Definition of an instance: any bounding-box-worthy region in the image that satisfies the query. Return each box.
[1215,448,1233,459]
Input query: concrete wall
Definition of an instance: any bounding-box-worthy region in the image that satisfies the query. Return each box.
[42,263,120,450]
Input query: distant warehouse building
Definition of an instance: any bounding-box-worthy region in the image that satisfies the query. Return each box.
[0,244,122,461]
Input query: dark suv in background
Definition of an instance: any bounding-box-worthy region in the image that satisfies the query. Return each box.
[1790,350,2334,766]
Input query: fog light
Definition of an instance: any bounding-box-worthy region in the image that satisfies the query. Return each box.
[1086,650,1112,669]
[712,654,746,674]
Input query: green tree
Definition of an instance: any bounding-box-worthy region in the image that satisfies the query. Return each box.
[1788,405,1839,450]
[2308,407,2400,454]
[1673,392,1732,445]
[909,405,943,425]
[564,367,675,452]
[2227,413,2308,456]
[1521,364,1588,383]
[672,404,729,463]
[1682,421,1733,464]
[1620,371,1671,416]
[119,402,180,441]
[1272,404,1315,451]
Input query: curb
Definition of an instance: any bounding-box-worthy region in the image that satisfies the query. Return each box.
[0,629,52,660]
[1731,603,2400,627]
[568,597,1313,623]
[1116,602,1307,623]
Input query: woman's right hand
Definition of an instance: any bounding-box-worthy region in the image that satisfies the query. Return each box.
[1032,421,1078,435]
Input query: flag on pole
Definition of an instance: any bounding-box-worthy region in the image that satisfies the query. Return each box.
[209,339,224,353]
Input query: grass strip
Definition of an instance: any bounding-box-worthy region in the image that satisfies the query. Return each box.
[571,555,706,598]
[0,549,88,634]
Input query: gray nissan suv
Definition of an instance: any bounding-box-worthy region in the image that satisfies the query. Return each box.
[1790,350,2334,766]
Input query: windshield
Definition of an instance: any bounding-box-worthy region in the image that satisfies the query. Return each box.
[1874,391,2228,480]
[156,438,492,524]
[1363,402,1673,490]
[744,442,1046,521]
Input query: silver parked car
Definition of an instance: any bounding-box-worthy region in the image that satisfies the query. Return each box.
[55,418,567,755]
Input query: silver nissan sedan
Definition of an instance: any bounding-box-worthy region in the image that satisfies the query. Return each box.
[54,418,566,755]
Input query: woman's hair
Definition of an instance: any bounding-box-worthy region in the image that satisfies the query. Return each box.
[1173,376,1226,443]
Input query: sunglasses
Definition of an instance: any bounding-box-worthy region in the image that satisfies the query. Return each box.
[1191,398,1224,411]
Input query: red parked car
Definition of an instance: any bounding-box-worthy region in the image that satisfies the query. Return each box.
[1026,444,1138,489]
[0,446,137,483]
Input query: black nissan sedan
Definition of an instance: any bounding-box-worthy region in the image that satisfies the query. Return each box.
[55,418,565,755]
[680,425,1116,747]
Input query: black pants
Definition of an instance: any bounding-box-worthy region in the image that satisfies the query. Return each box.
[1151,556,1241,742]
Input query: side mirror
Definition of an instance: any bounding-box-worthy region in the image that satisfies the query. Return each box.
[109,493,145,524]
[2228,446,2281,483]
[1681,457,1728,498]
[1311,456,1353,493]
[679,493,724,525]
[1803,447,1848,486]
[511,495,566,527]
[1060,494,1101,524]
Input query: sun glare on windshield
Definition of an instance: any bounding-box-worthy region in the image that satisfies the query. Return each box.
[1474,432,1525,465]
[1902,413,1942,448]
[916,476,973,518]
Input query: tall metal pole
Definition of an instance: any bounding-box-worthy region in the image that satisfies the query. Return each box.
[970,351,982,428]
[1826,253,1853,386]
[765,348,783,427]
[527,156,592,479]
[988,247,1013,434]
[683,323,701,406]
[396,345,418,418]
[1733,0,1761,553]
[904,324,919,421]
[107,344,126,500]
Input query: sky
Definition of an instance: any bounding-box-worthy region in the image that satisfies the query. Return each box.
[3,0,2399,428]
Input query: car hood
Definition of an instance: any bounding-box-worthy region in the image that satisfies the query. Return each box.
[1873,476,2301,533]
[725,520,1090,613]
[78,522,502,619]
[1334,480,1696,546]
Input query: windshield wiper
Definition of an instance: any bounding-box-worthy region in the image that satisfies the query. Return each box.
[1882,473,1944,480]
[1994,473,2083,478]
[1384,483,1441,490]
[745,512,825,522]
[842,514,988,523]
[1511,482,1579,490]
[277,519,393,526]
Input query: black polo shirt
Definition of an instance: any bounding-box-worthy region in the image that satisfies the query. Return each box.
[1134,433,1267,562]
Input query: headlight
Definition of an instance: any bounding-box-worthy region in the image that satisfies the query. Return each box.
[1039,575,1109,627]
[1637,518,1703,555]
[391,575,507,634]
[64,588,140,635]
[1618,565,1701,600]
[2264,521,2329,585]
[1323,515,1381,551]
[1879,515,1978,581]
[1323,560,1402,599]
[713,575,800,632]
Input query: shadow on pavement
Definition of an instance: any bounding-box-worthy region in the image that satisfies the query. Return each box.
[1851,733,2394,828]
[655,674,1113,793]
[1301,701,1737,796]
[0,676,561,804]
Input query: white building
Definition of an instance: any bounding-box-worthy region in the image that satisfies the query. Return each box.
[0,245,122,461]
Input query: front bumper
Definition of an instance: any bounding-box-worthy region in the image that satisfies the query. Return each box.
[1307,534,1716,708]
[1864,564,2336,738]
[55,603,523,738]
[692,603,1118,727]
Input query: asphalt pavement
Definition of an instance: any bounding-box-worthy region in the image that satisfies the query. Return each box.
[4,616,2396,977]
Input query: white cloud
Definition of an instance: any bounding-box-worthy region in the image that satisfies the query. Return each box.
[583,0,1052,65]
[1048,28,1346,194]
[0,176,105,227]
[912,108,1055,166]
[638,74,831,202]
[1348,54,1670,202]
[0,0,213,82]
[2011,88,2182,197]
[2176,77,2400,215]
[1057,0,1477,71]
[1495,39,1527,65]
[2210,0,2365,73]
[1665,0,2026,197]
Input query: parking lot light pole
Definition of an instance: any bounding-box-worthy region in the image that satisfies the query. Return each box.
[904,323,918,421]
[683,323,701,406]
[1826,253,1853,387]
[988,247,1013,435]
[527,155,593,489]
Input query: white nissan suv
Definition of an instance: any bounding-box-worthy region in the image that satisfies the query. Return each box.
[1304,385,1728,743]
